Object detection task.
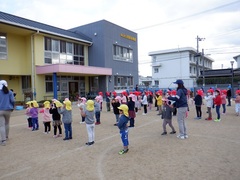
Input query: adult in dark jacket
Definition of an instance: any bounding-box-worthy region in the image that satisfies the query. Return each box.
[0,80,15,146]
[168,79,188,140]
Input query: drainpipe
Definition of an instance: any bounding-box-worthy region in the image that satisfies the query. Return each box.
[53,73,57,99]
[31,30,39,100]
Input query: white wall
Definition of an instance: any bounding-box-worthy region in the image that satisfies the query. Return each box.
[152,51,192,88]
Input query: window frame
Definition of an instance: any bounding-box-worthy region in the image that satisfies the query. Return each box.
[0,33,8,60]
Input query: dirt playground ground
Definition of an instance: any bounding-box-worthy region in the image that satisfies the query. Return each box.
[0,100,240,180]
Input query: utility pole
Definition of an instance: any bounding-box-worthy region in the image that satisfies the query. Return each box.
[196,36,205,78]
[202,48,205,88]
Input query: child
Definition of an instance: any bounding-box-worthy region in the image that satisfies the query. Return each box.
[134,92,141,113]
[204,89,214,120]
[128,94,136,127]
[49,100,62,138]
[95,96,101,125]
[141,91,148,115]
[221,90,227,115]
[155,92,163,115]
[214,89,222,122]
[112,96,121,126]
[25,101,32,129]
[117,104,129,155]
[147,92,153,111]
[29,101,39,131]
[77,97,86,124]
[40,101,51,134]
[58,99,72,140]
[234,90,240,116]
[161,99,176,135]
[98,92,103,111]
[194,90,203,120]
[80,100,95,146]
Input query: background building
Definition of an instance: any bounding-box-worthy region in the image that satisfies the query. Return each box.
[70,20,138,93]
[149,47,214,89]
[0,12,138,101]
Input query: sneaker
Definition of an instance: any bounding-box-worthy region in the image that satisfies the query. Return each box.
[118,149,129,155]
[161,132,167,135]
[57,134,62,137]
[53,135,58,138]
[194,117,200,120]
[114,123,117,126]
[85,142,93,146]
[95,122,101,125]
[177,135,185,139]
[43,132,47,134]
[214,119,220,122]
[184,135,189,139]
[63,138,69,141]
[80,122,85,124]
[170,131,176,134]
[142,113,146,115]
[69,137,72,139]
[0,140,6,146]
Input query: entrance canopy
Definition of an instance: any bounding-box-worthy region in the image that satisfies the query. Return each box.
[36,64,112,76]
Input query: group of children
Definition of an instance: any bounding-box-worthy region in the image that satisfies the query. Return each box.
[25,96,102,147]
[192,88,239,122]
[22,87,239,154]
[25,99,71,139]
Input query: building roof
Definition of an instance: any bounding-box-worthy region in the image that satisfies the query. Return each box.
[0,11,92,44]
[233,54,240,60]
[149,47,214,62]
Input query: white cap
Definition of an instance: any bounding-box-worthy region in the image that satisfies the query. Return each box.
[0,80,8,90]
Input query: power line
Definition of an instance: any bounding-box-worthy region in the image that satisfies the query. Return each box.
[133,0,240,31]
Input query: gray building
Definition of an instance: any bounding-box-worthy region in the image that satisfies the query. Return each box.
[70,20,139,93]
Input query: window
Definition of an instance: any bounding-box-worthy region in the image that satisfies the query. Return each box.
[113,45,133,62]
[154,68,159,73]
[153,56,157,62]
[44,37,51,51]
[154,80,159,86]
[0,33,7,60]
[60,41,66,53]
[22,76,31,90]
[190,66,192,73]
[74,44,84,65]
[44,37,82,65]
[114,76,133,90]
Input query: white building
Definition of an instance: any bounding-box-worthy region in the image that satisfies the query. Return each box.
[149,47,214,89]
[233,54,240,68]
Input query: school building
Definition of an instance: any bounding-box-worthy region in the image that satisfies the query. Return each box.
[0,11,138,102]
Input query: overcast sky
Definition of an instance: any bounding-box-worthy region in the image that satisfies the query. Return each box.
[1,0,240,76]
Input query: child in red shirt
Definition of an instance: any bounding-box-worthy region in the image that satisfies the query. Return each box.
[214,89,222,122]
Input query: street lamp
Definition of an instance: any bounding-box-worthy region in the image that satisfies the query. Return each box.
[230,60,234,97]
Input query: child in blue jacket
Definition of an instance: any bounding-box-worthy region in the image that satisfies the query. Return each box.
[117,104,129,155]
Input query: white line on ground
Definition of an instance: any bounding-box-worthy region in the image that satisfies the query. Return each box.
[0,167,31,179]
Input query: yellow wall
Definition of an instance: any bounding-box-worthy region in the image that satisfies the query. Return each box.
[1,25,91,101]
[0,33,32,75]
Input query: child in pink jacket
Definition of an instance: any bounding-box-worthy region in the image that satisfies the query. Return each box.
[40,101,51,134]
[25,101,32,129]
